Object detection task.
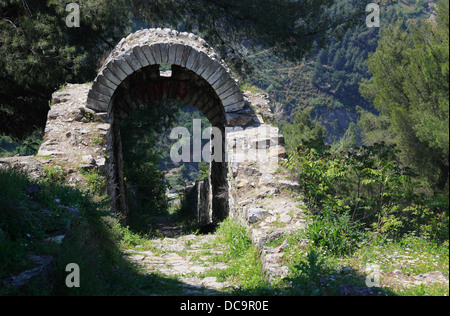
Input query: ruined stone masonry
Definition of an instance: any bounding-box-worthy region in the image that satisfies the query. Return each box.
[0,28,307,282]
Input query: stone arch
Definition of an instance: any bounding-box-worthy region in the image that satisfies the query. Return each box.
[86,28,246,122]
[85,28,248,222]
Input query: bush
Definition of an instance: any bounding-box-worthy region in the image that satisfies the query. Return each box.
[283,142,449,242]
[304,208,363,256]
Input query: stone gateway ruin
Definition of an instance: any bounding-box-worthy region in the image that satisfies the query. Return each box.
[1,29,306,280]
[86,28,249,221]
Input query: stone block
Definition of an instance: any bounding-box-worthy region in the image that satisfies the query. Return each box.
[88,89,111,104]
[150,44,163,64]
[132,46,150,68]
[124,52,142,71]
[167,44,177,64]
[92,81,114,98]
[226,113,253,126]
[106,62,127,81]
[220,85,241,101]
[159,43,170,64]
[211,73,232,92]
[221,91,244,107]
[215,78,237,96]
[114,58,134,76]
[100,69,119,87]
[207,66,227,86]
[86,98,109,112]
[201,61,221,81]
[185,47,199,70]
[174,44,186,65]
[224,101,246,113]
[192,52,212,75]
[141,45,156,65]
[247,207,268,224]
[96,74,118,90]
[180,46,193,68]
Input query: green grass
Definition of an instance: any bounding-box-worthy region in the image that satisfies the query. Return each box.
[205,218,272,294]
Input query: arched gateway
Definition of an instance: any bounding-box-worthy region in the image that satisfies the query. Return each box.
[86,28,248,221]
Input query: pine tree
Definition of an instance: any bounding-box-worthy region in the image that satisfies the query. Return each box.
[362,0,449,192]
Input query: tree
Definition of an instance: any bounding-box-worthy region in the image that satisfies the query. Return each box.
[283,111,326,153]
[0,0,131,137]
[361,0,449,192]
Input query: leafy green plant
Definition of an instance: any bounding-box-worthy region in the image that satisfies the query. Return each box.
[283,141,449,241]
[287,249,326,295]
[43,165,65,184]
[80,169,107,196]
[304,208,362,256]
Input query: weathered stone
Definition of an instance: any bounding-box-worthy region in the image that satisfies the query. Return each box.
[123,52,142,71]
[159,43,170,64]
[101,69,122,86]
[106,62,127,81]
[132,46,151,68]
[92,81,114,97]
[153,43,165,64]
[201,60,221,81]
[192,52,213,75]
[185,47,199,70]
[3,255,54,288]
[206,66,227,86]
[87,97,109,112]
[141,45,156,65]
[224,101,246,113]
[52,92,70,104]
[247,207,268,223]
[237,179,249,188]
[114,58,134,76]
[226,113,253,126]
[215,78,238,96]
[167,44,178,64]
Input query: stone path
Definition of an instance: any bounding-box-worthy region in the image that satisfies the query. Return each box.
[122,223,232,295]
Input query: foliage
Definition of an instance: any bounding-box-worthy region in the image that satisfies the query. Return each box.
[283,111,327,153]
[216,217,252,259]
[287,249,326,295]
[80,168,107,196]
[283,141,449,242]
[120,101,177,231]
[133,0,371,67]
[0,0,131,137]
[361,0,449,191]
[0,168,112,293]
[0,0,370,138]
[0,131,43,157]
[303,209,363,256]
[43,165,65,184]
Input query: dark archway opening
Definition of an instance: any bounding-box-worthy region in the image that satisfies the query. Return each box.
[108,63,229,235]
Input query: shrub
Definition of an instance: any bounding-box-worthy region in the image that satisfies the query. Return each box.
[304,208,362,256]
[283,142,449,241]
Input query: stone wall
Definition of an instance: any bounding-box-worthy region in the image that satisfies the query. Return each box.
[225,91,307,281]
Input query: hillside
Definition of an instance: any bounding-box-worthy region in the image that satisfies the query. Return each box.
[241,0,438,143]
